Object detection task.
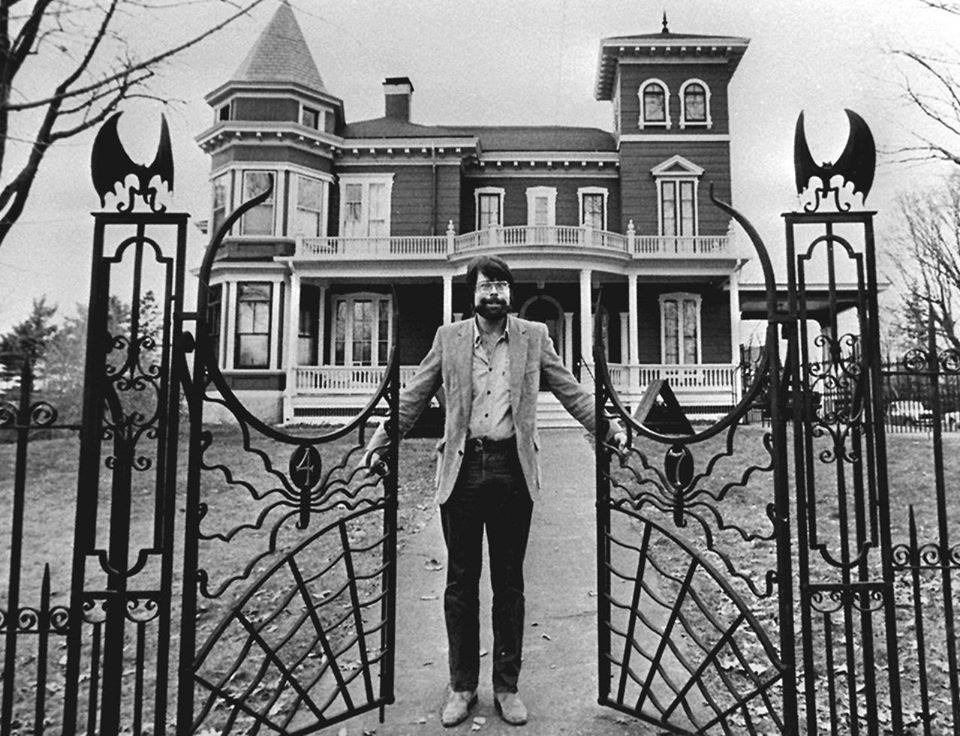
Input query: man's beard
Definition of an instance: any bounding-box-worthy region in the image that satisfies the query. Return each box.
[475,297,508,320]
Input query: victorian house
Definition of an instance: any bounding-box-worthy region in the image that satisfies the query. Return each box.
[196,2,750,426]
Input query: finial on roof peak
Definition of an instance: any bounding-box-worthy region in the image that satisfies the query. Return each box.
[661,11,670,34]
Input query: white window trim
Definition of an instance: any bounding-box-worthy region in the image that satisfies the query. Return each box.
[659,292,702,365]
[474,186,505,229]
[239,169,280,237]
[652,155,704,237]
[337,173,395,237]
[211,171,232,235]
[638,78,671,130]
[577,186,608,230]
[332,292,394,367]
[288,173,328,238]
[299,102,328,131]
[655,178,700,237]
[525,186,557,226]
[679,78,713,129]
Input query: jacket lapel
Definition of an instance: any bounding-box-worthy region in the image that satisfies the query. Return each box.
[454,320,474,421]
[508,315,528,415]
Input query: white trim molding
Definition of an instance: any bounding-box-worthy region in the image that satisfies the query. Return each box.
[337,172,395,237]
[525,186,557,226]
[474,186,505,228]
[659,292,702,365]
[618,133,729,143]
[577,186,608,230]
[638,78,671,130]
[652,155,703,237]
[679,78,713,129]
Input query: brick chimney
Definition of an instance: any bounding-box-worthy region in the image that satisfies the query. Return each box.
[383,77,413,122]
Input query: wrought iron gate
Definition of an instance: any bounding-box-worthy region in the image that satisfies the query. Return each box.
[594,190,794,734]
[593,111,960,734]
[174,191,401,734]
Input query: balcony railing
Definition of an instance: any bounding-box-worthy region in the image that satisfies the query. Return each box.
[296,226,731,261]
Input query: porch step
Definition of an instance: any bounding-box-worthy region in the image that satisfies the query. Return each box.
[536,392,582,429]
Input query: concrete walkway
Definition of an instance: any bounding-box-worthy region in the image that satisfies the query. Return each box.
[353,429,663,736]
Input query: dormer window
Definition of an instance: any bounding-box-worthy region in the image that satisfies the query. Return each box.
[639,79,670,129]
[301,105,321,129]
[680,79,712,129]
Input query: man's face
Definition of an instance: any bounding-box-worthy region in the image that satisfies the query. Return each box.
[474,271,510,320]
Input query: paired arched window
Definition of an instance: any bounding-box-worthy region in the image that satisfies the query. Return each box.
[679,79,712,129]
[638,78,713,130]
[639,79,670,129]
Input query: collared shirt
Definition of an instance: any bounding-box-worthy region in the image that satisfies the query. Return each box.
[467,316,514,440]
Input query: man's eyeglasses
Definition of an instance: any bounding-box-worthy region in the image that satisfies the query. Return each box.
[476,280,510,294]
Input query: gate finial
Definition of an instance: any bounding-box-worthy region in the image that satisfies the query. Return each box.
[91,112,175,213]
[794,109,875,212]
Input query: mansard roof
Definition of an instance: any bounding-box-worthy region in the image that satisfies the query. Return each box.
[229,1,326,93]
[343,117,616,152]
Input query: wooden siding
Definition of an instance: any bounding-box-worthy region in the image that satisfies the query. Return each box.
[332,163,462,236]
[617,64,732,135]
[459,176,621,231]
[234,97,300,122]
[617,140,731,235]
[212,145,333,173]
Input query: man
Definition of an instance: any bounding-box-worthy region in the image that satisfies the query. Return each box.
[367,255,621,727]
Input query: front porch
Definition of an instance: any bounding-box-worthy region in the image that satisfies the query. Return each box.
[287,362,742,426]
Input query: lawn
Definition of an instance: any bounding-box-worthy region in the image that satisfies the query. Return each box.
[0,422,439,734]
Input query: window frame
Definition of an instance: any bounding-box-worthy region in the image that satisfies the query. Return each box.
[211,172,231,236]
[291,174,326,238]
[337,174,395,237]
[331,292,394,367]
[679,78,712,129]
[638,78,671,130]
[300,104,322,130]
[577,187,608,230]
[525,186,557,227]
[474,186,505,229]
[656,178,699,237]
[207,283,223,367]
[234,282,273,369]
[240,169,277,237]
[659,292,702,365]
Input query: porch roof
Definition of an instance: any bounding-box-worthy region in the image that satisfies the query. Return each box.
[738,282,889,324]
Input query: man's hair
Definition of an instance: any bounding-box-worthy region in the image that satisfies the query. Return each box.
[465,255,514,294]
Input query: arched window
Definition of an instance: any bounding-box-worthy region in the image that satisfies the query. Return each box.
[639,79,670,129]
[680,79,712,129]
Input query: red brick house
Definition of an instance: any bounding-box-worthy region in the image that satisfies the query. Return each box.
[196,3,750,425]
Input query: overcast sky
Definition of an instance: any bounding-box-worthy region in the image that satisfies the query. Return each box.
[1,0,958,332]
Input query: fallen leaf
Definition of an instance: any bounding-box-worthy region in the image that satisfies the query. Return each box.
[542,634,552,641]
[480,649,489,657]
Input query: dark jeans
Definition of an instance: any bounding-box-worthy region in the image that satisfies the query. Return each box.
[439,439,533,694]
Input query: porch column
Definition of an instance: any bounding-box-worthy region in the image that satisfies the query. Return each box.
[317,284,327,365]
[563,313,574,368]
[223,281,235,369]
[442,273,453,325]
[627,271,639,378]
[283,271,301,423]
[729,268,741,402]
[579,269,593,367]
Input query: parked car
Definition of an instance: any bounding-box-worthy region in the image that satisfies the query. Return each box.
[886,400,934,427]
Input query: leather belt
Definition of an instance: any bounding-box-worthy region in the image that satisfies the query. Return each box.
[465,435,517,455]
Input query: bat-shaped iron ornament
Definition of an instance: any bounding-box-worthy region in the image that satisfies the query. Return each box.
[794,109,875,212]
[91,112,174,212]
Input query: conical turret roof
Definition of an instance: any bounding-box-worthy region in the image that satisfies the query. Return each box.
[230,1,326,93]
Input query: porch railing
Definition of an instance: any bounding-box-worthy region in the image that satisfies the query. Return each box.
[295,363,739,397]
[295,364,419,393]
[295,227,730,260]
[605,362,741,393]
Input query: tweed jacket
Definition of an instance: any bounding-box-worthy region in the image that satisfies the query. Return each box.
[369,314,599,504]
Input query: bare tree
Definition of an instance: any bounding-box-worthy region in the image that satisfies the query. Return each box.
[891,1,960,166]
[887,173,960,351]
[0,0,266,247]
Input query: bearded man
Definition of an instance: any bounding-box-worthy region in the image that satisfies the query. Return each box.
[367,255,622,727]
